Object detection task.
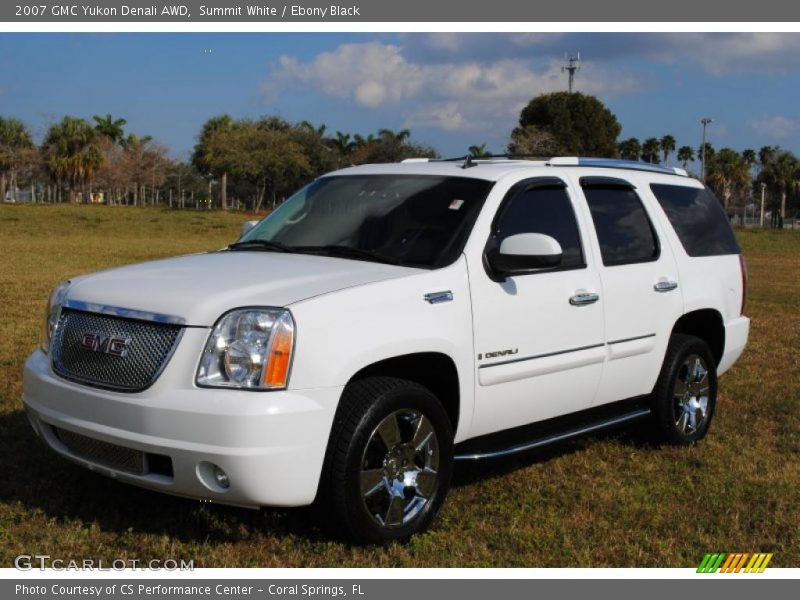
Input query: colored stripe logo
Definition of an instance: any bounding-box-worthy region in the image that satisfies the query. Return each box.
[697,553,773,573]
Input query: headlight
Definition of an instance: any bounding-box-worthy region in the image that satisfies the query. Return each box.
[42,280,71,354]
[196,308,295,390]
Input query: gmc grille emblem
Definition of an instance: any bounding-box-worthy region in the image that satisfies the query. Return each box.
[79,332,131,358]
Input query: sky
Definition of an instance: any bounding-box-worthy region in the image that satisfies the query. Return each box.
[1,32,800,166]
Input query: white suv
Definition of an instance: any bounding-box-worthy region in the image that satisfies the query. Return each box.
[23,157,750,542]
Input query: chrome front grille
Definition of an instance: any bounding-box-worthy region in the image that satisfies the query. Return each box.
[51,308,183,392]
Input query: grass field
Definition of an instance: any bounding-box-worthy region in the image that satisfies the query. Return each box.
[0,204,798,567]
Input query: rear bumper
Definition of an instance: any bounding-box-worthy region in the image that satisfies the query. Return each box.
[718,315,750,376]
[22,348,342,508]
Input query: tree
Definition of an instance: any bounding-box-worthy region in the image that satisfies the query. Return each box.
[93,114,127,143]
[515,92,622,157]
[0,117,34,202]
[641,138,661,164]
[707,148,750,211]
[507,125,561,156]
[119,134,169,206]
[677,146,695,169]
[617,137,641,161]
[378,128,411,144]
[332,131,355,157]
[192,114,233,209]
[761,150,799,227]
[660,134,676,165]
[468,144,490,157]
[742,148,757,171]
[206,119,312,211]
[41,116,103,202]
[350,133,437,164]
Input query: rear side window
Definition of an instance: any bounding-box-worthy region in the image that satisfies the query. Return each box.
[581,180,659,266]
[494,183,584,269]
[650,184,740,256]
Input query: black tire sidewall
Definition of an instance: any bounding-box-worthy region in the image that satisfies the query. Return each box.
[340,381,454,543]
[653,335,718,444]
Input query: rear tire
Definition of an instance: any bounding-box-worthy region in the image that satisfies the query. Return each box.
[318,377,454,543]
[651,334,717,445]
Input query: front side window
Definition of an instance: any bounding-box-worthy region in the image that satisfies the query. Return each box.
[491,182,585,270]
[581,179,659,266]
[237,175,494,268]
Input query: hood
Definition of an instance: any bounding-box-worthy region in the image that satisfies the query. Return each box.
[66,251,420,326]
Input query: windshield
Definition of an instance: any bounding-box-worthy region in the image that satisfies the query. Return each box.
[236,175,494,268]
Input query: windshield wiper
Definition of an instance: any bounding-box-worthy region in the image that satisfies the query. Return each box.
[227,239,294,253]
[292,245,401,266]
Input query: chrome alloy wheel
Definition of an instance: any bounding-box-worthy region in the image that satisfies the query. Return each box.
[359,409,440,529]
[673,354,711,435]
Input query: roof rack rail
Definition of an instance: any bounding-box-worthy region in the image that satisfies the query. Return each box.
[402,155,688,176]
[549,157,688,177]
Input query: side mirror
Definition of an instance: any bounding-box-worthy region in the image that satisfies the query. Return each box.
[240,220,260,239]
[487,233,563,276]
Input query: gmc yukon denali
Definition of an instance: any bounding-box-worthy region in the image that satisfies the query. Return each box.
[23,157,749,542]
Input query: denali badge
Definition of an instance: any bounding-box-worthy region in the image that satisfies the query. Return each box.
[479,348,519,360]
[79,333,131,358]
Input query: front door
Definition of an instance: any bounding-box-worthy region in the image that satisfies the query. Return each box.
[468,178,605,438]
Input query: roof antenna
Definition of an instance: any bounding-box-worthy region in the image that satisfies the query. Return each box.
[461,154,477,169]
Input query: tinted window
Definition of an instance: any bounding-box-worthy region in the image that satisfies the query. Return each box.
[582,183,659,266]
[650,184,740,256]
[494,184,584,269]
[242,175,493,268]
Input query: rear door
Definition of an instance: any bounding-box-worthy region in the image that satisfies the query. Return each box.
[467,177,605,438]
[574,174,684,406]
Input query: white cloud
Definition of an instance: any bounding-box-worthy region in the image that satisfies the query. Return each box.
[750,115,799,139]
[262,41,644,135]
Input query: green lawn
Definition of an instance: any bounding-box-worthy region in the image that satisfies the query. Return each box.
[0,204,798,567]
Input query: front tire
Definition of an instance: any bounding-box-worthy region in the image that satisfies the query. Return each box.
[651,334,717,445]
[319,377,454,543]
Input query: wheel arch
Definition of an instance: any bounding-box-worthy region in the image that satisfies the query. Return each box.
[670,308,725,367]
[345,352,461,434]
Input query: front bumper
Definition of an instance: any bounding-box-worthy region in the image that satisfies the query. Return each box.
[22,343,342,508]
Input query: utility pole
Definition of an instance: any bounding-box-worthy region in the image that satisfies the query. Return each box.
[700,117,712,183]
[760,182,766,228]
[562,53,581,94]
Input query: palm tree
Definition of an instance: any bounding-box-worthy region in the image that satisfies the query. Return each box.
[617,137,641,161]
[0,116,34,202]
[758,146,776,173]
[677,146,694,169]
[192,114,233,209]
[93,114,127,143]
[41,116,103,203]
[468,143,490,158]
[299,120,328,137]
[332,131,354,156]
[762,150,799,227]
[707,148,750,211]
[353,133,376,148]
[641,138,661,164]
[660,134,676,165]
[378,128,411,143]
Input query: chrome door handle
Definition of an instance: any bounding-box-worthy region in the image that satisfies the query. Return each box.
[654,280,679,293]
[570,292,600,306]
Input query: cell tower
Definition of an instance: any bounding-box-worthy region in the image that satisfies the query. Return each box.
[562,52,581,93]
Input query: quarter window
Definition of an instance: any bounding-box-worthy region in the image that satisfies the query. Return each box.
[649,184,740,257]
[581,181,659,266]
[493,183,584,270]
